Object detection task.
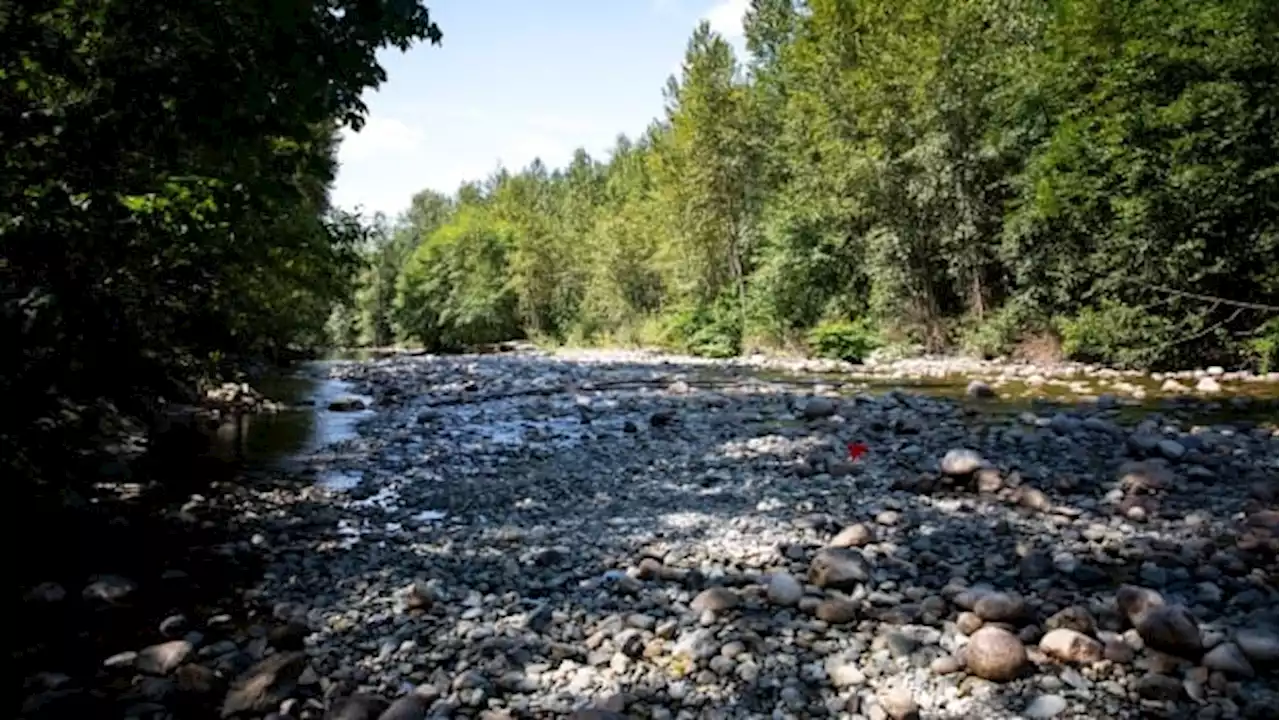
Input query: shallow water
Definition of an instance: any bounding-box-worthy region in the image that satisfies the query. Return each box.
[207,359,374,469]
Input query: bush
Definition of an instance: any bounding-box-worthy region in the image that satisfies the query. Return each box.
[666,297,742,358]
[1247,317,1279,373]
[1056,302,1174,368]
[806,320,880,363]
[961,302,1043,360]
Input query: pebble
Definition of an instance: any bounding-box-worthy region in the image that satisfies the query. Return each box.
[35,350,1278,720]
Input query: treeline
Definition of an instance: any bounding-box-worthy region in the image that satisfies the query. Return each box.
[2,1,441,486]
[343,0,1278,370]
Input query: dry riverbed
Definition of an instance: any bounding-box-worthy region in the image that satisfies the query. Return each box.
[20,348,1280,720]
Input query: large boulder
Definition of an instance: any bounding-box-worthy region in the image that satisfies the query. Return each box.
[964,627,1027,681]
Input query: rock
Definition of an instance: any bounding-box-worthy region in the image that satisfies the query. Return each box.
[1156,439,1186,460]
[829,522,875,548]
[826,659,866,688]
[648,409,676,427]
[941,448,985,476]
[879,687,918,720]
[930,655,963,675]
[975,467,1003,493]
[136,640,194,675]
[973,592,1026,622]
[802,397,837,419]
[1015,486,1051,511]
[672,628,719,660]
[328,397,366,412]
[267,621,308,651]
[1135,605,1203,659]
[956,612,984,635]
[689,587,738,613]
[1161,379,1189,393]
[325,694,389,720]
[1045,606,1097,636]
[104,650,139,669]
[82,574,136,604]
[1196,377,1222,393]
[815,597,859,624]
[1201,642,1255,678]
[172,663,218,696]
[375,688,441,720]
[966,380,996,399]
[568,711,626,720]
[220,651,307,717]
[964,627,1027,682]
[1234,629,1279,666]
[766,573,803,606]
[400,581,435,610]
[1103,638,1134,664]
[24,581,67,604]
[809,547,870,590]
[1039,629,1103,664]
[1023,694,1068,719]
[1118,460,1171,494]
[1135,673,1183,701]
[1115,584,1165,625]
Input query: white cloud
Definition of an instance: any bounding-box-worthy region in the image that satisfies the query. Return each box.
[338,117,424,162]
[702,0,749,39]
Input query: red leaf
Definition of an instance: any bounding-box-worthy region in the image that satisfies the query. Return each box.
[847,442,869,460]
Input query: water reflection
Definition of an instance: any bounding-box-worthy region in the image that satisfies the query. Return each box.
[207,360,374,468]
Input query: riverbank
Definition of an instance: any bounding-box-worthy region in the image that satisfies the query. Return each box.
[17,348,1279,719]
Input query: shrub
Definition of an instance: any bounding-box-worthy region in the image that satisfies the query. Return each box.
[962,302,1040,359]
[1247,317,1279,373]
[806,320,880,363]
[1055,301,1174,368]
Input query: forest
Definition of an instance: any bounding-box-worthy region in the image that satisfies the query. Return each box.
[336,0,1279,372]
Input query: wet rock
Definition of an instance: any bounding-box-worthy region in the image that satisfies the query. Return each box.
[766,572,803,606]
[1118,461,1171,494]
[136,640,193,676]
[1157,439,1186,461]
[1201,642,1255,678]
[648,409,676,427]
[830,522,875,548]
[325,694,389,720]
[1039,629,1103,664]
[965,627,1027,682]
[809,547,870,591]
[220,651,307,717]
[328,397,367,412]
[689,587,738,613]
[966,380,996,399]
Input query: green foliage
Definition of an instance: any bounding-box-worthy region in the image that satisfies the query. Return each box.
[1247,318,1280,373]
[806,320,880,363]
[395,208,521,351]
[1056,302,1177,368]
[961,302,1045,360]
[2,0,442,485]
[361,0,1276,373]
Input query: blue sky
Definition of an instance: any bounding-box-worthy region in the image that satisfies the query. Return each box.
[331,0,749,218]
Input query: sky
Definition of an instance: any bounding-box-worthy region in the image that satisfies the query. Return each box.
[331,0,750,219]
